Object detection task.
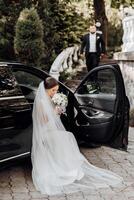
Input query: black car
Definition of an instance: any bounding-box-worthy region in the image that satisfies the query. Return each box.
[0,62,130,166]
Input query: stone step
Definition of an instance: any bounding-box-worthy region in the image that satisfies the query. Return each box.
[65,80,81,90]
[64,59,117,91]
[64,66,87,91]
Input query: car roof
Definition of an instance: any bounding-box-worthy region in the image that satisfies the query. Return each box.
[0,61,73,93]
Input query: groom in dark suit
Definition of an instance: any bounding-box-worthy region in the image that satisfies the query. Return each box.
[80,24,106,72]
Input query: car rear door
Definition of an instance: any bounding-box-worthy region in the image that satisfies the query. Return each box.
[72,64,129,150]
[0,65,32,162]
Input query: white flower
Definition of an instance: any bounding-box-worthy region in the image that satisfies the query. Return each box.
[52,93,68,113]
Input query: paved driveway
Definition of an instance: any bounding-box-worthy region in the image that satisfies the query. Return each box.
[0,128,134,200]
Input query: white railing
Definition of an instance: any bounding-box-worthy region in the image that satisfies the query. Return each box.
[49,45,82,80]
[122,15,134,52]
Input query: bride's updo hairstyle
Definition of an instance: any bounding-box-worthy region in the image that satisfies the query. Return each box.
[44,77,58,89]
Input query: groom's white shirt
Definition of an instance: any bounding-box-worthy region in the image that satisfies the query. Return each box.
[89,33,96,52]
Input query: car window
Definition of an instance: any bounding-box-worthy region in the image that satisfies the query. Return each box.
[96,69,116,94]
[0,65,22,97]
[77,68,116,95]
[13,70,42,89]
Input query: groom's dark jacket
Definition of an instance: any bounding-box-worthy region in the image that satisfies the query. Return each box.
[80,33,106,57]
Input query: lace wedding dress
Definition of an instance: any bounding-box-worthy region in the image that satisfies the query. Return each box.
[31,82,123,195]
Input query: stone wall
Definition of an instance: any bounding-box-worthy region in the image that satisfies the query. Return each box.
[114,52,134,109]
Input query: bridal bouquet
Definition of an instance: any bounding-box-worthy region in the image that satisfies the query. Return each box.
[52,93,68,113]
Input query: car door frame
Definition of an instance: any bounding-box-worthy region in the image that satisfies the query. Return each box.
[74,63,129,150]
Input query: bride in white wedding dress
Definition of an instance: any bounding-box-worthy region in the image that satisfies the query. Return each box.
[31,77,123,195]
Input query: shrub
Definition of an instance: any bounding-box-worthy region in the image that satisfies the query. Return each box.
[14,7,44,67]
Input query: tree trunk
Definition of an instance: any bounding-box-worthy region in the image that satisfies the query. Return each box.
[93,0,108,48]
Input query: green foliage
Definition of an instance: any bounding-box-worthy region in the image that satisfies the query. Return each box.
[107,23,123,49]
[0,16,11,59]
[87,0,95,21]
[107,7,123,55]
[0,0,134,65]
[111,0,134,8]
[130,108,134,127]
[39,0,89,70]
[0,0,90,69]
[59,70,73,82]
[0,1,14,59]
[0,0,38,60]
[14,7,44,66]
[0,0,91,69]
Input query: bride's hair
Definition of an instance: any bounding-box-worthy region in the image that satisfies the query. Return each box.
[44,77,58,89]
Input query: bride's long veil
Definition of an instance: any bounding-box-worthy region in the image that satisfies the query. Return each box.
[31,82,123,195]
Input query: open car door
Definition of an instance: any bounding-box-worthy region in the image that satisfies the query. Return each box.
[72,64,130,150]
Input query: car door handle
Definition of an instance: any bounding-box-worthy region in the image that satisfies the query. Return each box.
[79,102,93,109]
[81,100,94,107]
[88,99,94,105]
[78,105,100,117]
[75,119,90,126]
